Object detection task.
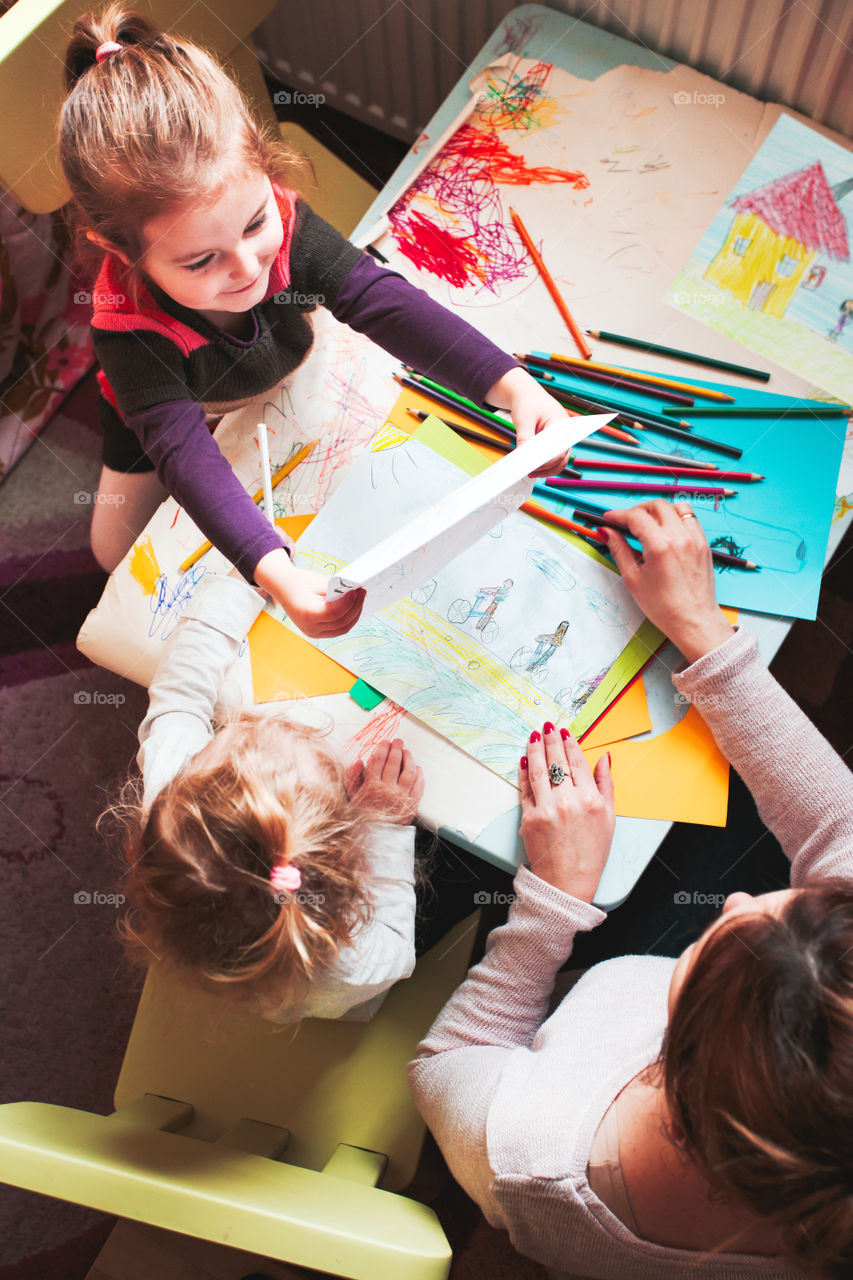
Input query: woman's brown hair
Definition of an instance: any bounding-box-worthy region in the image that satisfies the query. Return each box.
[59,5,306,278]
[115,713,405,1019]
[663,883,853,1276]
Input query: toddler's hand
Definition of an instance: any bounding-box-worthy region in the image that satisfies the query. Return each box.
[485,366,574,477]
[519,722,614,904]
[254,549,365,638]
[346,738,424,824]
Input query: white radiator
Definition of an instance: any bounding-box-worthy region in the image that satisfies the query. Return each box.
[253,0,853,142]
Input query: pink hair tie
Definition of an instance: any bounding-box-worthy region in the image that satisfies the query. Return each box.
[95,41,123,64]
[270,862,302,895]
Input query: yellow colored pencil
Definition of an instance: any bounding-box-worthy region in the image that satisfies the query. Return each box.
[549,352,735,402]
[179,438,318,572]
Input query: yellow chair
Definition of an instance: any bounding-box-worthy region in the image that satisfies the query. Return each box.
[0,0,377,236]
[0,913,480,1278]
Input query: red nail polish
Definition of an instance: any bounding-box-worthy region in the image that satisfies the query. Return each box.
[606,751,612,769]
[596,527,610,542]
[520,755,528,770]
[529,730,541,743]
[543,721,555,735]
[560,727,570,740]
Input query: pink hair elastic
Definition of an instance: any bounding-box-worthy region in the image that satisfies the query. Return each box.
[95,41,123,63]
[270,862,302,894]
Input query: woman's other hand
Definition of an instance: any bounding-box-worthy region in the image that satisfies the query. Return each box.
[600,501,735,664]
[519,723,614,903]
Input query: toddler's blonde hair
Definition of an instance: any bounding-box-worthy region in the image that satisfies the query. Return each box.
[117,714,400,1018]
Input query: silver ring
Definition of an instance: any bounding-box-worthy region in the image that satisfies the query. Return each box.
[549,762,566,786]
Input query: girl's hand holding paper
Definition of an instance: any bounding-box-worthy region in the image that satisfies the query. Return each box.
[485,366,576,477]
[255,548,365,637]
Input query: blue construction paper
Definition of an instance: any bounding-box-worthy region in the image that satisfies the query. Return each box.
[531,354,847,620]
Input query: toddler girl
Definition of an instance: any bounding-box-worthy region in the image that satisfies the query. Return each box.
[120,572,423,1022]
[60,6,570,638]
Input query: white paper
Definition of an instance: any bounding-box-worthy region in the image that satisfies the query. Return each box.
[326,414,608,613]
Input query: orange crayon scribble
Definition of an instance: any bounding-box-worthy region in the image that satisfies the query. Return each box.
[347,701,406,758]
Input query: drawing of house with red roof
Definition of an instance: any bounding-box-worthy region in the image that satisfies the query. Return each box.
[704,161,851,318]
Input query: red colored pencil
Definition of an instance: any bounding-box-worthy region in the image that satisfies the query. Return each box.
[545,478,737,497]
[571,458,764,481]
[508,207,592,359]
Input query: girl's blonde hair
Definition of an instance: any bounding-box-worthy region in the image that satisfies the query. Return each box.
[116,714,399,1018]
[59,5,306,275]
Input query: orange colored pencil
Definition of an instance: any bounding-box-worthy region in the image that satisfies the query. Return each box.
[521,501,605,543]
[508,206,592,359]
[548,352,735,402]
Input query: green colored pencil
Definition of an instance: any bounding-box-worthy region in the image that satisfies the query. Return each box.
[586,330,771,382]
[663,404,851,418]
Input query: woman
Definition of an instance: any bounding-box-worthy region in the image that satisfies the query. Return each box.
[409,501,853,1279]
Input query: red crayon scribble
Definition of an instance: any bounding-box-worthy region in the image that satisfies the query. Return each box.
[390,124,588,291]
[388,63,589,293]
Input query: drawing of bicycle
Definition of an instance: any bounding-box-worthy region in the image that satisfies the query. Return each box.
[446,591,502,644]
[510,621,570,685]
[411,579,437,605]
[555,667,609,715]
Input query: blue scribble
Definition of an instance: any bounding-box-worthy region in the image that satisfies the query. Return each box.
[149,565,208,641]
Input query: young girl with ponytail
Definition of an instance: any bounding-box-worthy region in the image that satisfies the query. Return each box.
[59,6,570,639]
[119,573,423,1022]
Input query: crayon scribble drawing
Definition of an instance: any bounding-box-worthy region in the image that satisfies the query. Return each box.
[271,429,648,785]
[667,114,853,404]
[387,61,589,295]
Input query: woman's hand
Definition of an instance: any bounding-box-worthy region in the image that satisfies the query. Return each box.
[485,366,574,477]
[600,501,735,664]
[519,722,614,904]
[254,548,365,638]
[346,738,424,823]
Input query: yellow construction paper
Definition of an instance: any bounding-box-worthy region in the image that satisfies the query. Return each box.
[582,676,651,750]
[249,514,356,703]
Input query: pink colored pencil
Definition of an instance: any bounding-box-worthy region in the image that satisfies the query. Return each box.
[545,478,736,497]
[572,458,763,481]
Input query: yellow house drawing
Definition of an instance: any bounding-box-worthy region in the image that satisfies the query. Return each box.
[705,161,850,319]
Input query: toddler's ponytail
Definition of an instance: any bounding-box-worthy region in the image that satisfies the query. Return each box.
[63,7,165,90]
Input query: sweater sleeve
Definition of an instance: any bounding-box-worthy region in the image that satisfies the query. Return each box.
[414,866,605,1060]
[331,254,519,407]
[277,822,418,1022]
[672,626,853,886]
[125,399,287,581]
[137,575,265,807]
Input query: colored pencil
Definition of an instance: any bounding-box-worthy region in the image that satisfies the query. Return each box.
[585,330,771,382]
[405,409,583,478]
[179,438,318,572]
[507,207,592,359]
[402,368,637,445]
[546,352,736,401]
[521,502,605,542]
[571,457,763,481]
[663,404,851,418]
[571,436,717,468]
[570,506,759,570]
[545,478,737,497]
[524,369,742,457]
[518,352,696,406]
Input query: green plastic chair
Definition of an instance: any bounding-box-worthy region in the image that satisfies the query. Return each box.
[0,913,481,1278]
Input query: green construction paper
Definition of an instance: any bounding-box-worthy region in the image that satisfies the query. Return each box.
[349,678,385,711]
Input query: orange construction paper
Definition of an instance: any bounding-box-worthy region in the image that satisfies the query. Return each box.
[249,513,356,703]
[582,675,651,750]
[580,610,738,825]
[582,704,729,825]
